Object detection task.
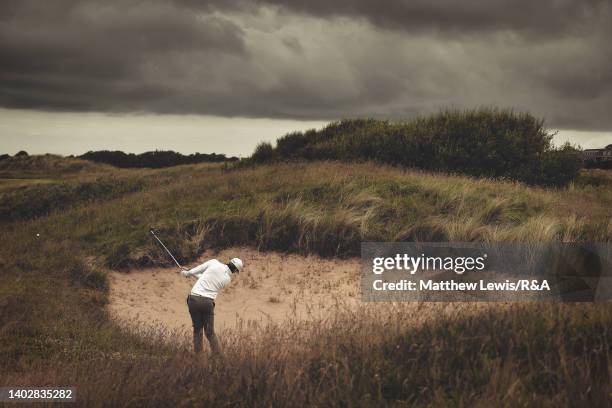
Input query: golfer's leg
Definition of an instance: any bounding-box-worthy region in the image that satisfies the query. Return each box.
[193,327,204,353]
[187,295,204,353]
[203,302,220,353]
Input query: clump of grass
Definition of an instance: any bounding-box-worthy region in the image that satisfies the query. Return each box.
[62,256,109,293]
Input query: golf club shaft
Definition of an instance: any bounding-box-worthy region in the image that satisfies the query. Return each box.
[150,230,183,269]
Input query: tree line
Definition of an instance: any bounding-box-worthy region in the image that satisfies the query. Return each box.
[78,150,238,168]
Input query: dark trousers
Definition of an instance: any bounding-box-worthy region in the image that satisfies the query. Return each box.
[187,294,220,353]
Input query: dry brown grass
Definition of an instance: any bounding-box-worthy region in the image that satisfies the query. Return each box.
[0,158,611,406]
[2,303,610,406]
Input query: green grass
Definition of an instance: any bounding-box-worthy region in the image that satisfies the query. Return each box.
[0,155,611,405]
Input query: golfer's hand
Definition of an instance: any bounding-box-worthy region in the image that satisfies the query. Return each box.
[180,266,189,276]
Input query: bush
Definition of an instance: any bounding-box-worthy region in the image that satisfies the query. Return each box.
[585,160,612,170]
[538,143,584,187]
[252,108,583,186]
[251,142,275,163]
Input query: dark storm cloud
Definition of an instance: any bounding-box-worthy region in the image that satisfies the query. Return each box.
[1,0,612,131]
[257,0,606,37]
[0,0,245,110]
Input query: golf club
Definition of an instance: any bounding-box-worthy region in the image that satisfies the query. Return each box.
[150,228,183,270]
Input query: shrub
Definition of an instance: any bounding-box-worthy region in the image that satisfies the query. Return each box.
[537,143,583,187]
[251,108,583,186]
[251,142,275,163]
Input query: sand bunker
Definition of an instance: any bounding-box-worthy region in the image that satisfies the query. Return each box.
[108,248,361,333]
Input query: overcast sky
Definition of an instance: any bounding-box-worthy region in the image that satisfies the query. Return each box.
[1,0,611,155]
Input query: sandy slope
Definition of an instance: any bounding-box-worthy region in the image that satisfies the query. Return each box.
[108,248,361,333]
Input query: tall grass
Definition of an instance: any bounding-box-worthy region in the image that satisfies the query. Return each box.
[2,303,610,406]
[0,157,611,405]
[2,161,609,270]
[0,176,146,222]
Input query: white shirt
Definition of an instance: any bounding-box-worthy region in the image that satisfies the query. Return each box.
[182,259,231,299]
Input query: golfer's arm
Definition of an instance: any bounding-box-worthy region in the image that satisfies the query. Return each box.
[183,261,211,277]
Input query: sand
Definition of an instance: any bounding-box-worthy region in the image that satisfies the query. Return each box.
[108,248,361,334]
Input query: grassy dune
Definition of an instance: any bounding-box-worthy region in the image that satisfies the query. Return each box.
[4,157,610,268]
[1,155,611,406]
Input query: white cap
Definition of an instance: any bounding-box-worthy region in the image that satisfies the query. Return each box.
[229,258,243,273]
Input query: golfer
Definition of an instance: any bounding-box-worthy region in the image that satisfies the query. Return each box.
[181,257,243,353]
